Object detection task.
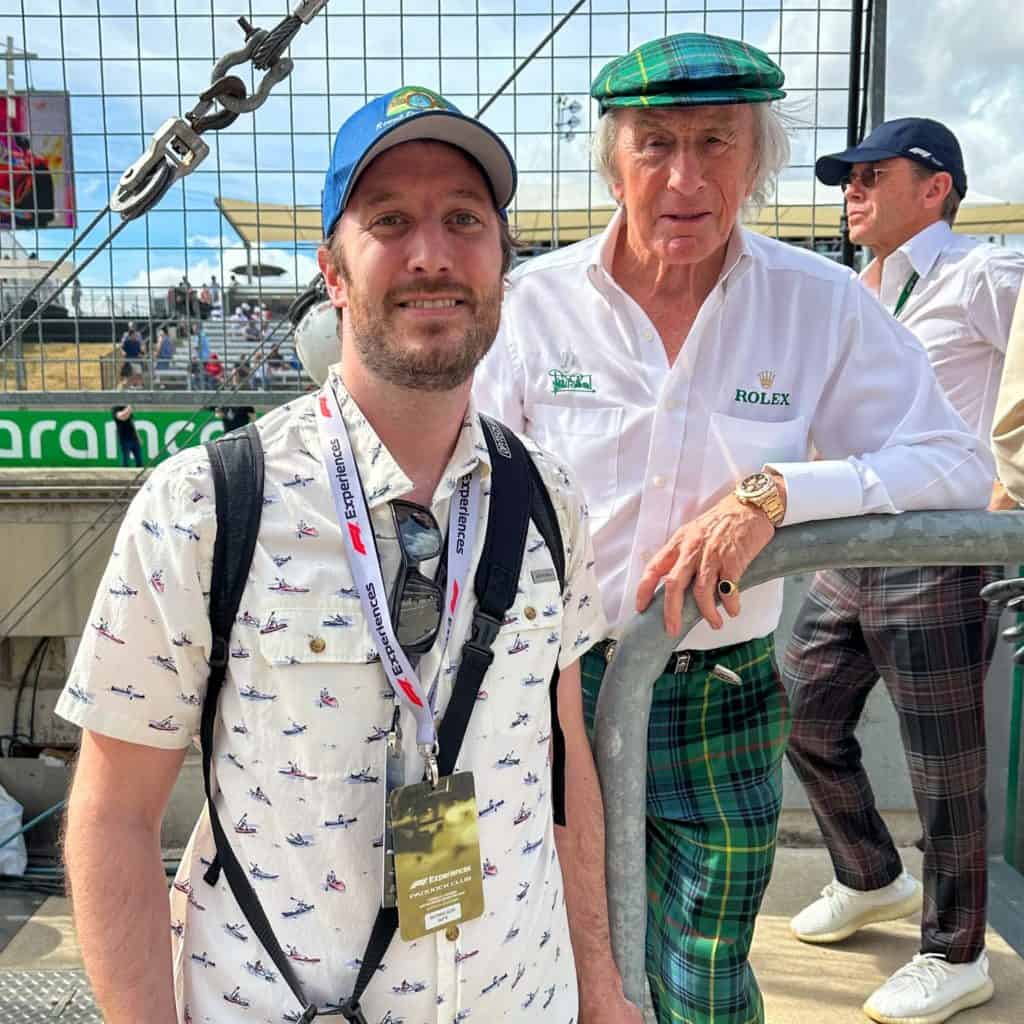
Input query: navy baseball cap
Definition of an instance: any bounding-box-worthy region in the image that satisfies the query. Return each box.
[321,86,517,238]
[816,117,967,198]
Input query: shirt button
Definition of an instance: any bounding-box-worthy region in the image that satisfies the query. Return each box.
[309,636,326,654]
[524,606,537,621]
[445,924,460,942]
[652,475,665,488]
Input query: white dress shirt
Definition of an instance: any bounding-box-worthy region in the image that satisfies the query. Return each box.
[57,376,604,1024]
[865,219,1024,440]
[474,210,993,646]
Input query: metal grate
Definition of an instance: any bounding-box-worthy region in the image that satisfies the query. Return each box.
[0,969,100,1023]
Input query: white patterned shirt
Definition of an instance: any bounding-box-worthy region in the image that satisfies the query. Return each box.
[475,211,994,644]
[57,373,604,1024]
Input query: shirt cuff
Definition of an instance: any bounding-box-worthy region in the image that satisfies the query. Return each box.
[766,459,865,527]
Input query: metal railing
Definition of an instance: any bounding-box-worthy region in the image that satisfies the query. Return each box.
[595,509,1024,1004]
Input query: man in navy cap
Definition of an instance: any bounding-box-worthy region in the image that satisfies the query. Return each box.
[785,117,1024,1023]
[60,86,637,1024]
[475,35,995,1024]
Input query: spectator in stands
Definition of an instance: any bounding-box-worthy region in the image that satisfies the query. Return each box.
[188,356,202,392]
[209,274,221,313]
[227,273,239,311]
[243,316,262,348]
[111,403,143,467]
[120,321,143,362]
[266,343,285,371]
[249,352,267,389]
[192,322,210,364]
[204,351,223,387]
[231,358,252,388]
[71,277,82,318]
[155,328,175,370]
[120,322,144,383]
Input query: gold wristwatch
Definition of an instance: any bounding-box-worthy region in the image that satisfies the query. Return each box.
[735,471,785,526]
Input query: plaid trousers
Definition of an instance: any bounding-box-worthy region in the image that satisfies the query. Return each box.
[582,636,789,1024]
[783,565,1001,963]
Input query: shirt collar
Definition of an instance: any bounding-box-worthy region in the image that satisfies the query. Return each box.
[588,206,752,294]
[899,220,953,279]
[861,219,954,286]
[300,367,488,510]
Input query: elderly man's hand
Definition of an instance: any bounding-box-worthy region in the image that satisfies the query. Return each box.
[636,494,775,636]
[981,576,1024,664]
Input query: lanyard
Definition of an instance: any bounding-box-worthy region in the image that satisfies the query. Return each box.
[893,270,919,319]
[315,384,480,777]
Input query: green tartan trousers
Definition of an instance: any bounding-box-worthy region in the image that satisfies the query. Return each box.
[581,635,790,1024]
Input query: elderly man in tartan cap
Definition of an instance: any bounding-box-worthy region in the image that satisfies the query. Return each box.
[475,32,994,1024]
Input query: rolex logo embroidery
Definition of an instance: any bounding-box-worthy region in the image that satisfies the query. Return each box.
[549,369,596,395]
[735,370,790,407]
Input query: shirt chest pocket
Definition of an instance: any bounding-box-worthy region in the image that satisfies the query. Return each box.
[527,403,624,523]
[477,568,564,741]
[699,412,809,507]
[249,605,387,724]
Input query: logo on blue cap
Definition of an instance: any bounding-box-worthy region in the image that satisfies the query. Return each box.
[321,85,517,239]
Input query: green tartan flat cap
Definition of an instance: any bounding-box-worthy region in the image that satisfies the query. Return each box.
[591,33,786,113]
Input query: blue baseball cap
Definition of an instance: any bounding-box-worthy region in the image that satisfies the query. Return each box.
[816,117,967,198]
[321,86,517,238]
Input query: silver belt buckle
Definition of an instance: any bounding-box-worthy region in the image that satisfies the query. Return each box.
[671,651,691,674]
[603,639,618,664]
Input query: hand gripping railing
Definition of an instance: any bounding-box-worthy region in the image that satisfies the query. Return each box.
[593,509,1024,1005]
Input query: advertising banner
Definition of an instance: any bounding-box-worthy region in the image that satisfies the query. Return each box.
[0,91,76,230]
[0,410,226,468]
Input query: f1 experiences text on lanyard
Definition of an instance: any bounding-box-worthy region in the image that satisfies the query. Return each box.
[316,386,486,941]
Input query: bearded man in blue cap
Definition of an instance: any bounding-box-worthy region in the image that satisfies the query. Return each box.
[475,35,994,1024]
[784,117,1024,1024]
[60,87,638,1024]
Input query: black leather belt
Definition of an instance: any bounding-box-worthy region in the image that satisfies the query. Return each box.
[592,637,750,677]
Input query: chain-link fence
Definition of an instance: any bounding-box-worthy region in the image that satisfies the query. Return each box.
[0,0,860,405]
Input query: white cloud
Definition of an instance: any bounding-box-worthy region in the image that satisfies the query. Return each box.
[125,245,321,295]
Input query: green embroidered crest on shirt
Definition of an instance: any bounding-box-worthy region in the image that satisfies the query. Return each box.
[549,369,596,395]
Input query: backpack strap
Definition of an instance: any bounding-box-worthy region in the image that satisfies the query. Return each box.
[524,451,568,826]
[200,426,320,1023]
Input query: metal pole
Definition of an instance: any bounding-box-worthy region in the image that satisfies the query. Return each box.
[867,0,887,131]
[841,0,865,268]
[594,509,1024,1006]
[553,97,561,250]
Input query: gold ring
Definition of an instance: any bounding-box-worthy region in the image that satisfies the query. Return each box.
[718,578,738,597]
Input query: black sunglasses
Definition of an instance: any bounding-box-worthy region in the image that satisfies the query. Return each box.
[388,500,445,655]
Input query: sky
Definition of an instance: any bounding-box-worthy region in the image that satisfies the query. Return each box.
[3,0,1022,300]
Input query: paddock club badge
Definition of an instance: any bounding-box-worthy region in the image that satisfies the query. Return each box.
[735,370,790,407]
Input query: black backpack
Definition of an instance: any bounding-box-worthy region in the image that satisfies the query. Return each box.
[198,416,566,1023]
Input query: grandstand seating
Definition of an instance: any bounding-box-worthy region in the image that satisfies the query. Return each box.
[150,318,309,392]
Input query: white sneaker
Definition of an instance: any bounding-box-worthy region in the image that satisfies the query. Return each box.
[862,951,994,1024]
[790,871,923,944]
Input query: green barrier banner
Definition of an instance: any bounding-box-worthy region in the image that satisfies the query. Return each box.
[0,409,226,468]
